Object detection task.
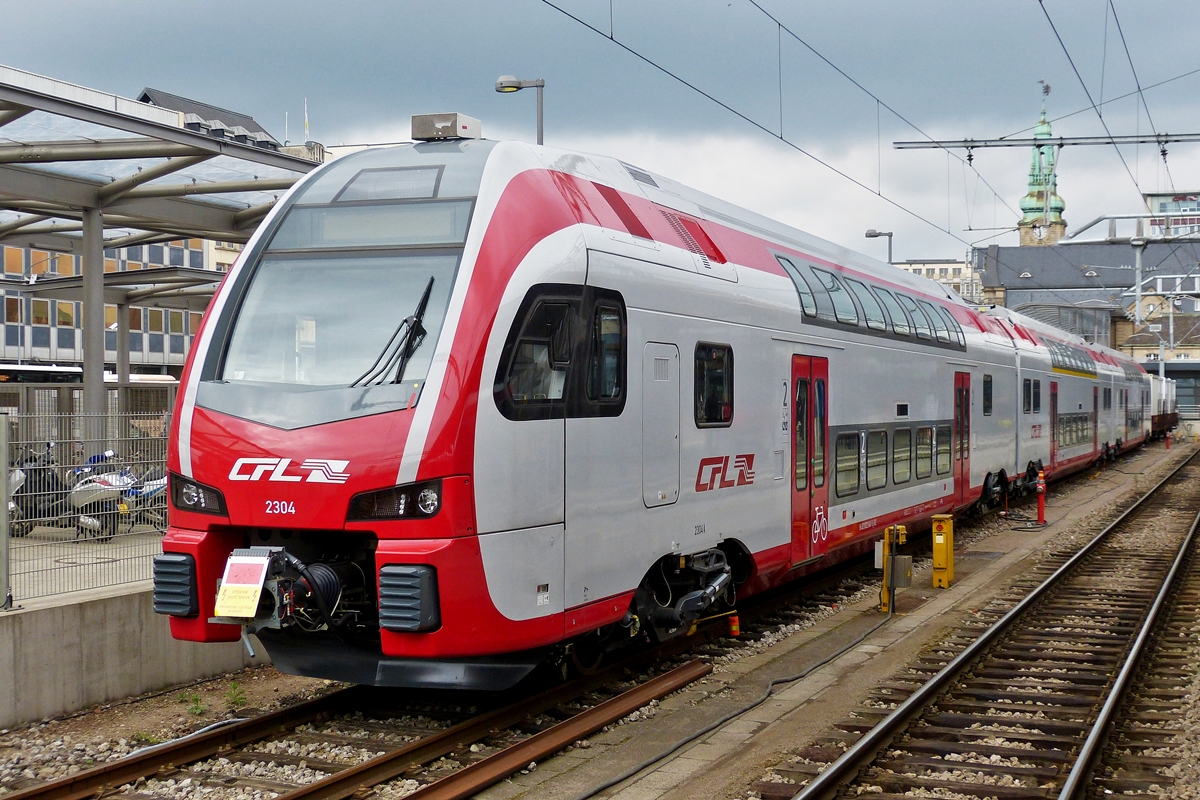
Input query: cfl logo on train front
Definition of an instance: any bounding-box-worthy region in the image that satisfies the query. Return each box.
[695,454,756,492]
[228,457,351,484]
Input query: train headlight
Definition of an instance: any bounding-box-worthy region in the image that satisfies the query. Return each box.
[416,486,440,516]
[347,479,442,521]
[169,474,227,515]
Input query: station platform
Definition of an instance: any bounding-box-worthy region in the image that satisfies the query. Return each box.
[0,576,259,730]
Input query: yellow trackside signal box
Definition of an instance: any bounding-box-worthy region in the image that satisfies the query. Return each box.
[932,514,954,588]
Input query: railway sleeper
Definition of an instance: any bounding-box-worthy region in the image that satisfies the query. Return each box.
[1097,776,1177,794]
[931,698,1090,720]
[949,688,1103,706]
[224,750,350,773]
[911,722,1080,746]
[876,756,1059,781]
[867,770,1054,799]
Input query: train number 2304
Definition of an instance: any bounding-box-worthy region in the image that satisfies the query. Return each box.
[265,500,296,514]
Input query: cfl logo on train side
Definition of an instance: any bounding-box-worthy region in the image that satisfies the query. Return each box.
[695,454,756,492]
[228,458,351,484]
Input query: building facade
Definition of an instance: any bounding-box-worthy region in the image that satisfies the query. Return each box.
[0,241,215,375]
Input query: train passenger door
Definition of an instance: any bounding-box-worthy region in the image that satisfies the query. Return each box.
[954,372,970,507]
[1049,381,1059,464]
[790,355,829,565]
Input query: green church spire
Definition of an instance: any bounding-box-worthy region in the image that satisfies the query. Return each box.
[1018,90,1067,245]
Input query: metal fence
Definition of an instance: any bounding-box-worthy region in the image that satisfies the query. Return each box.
[0,399,172,606]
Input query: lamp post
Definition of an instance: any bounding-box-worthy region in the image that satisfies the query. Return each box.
[865,229,893,264]
[495,75,545,145]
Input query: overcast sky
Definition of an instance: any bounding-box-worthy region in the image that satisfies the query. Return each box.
[6,0,1199,262]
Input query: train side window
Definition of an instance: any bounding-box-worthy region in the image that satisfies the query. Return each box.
[983,374,993,415]
[844,278,888,332]
[896,294,932,339]
[835,433,860,497]
[794,379,808,490]
[775,256,818,317]
[498,300,574,417]
[695,343,734,427]
[1023,379,1032,414]
[1033,380,1041,413]
[1103,387,1111,410]
[915,426,933,479]
[866,430,887,490]
[937,307,966,346]
[935,425,952,474]
[892,428,912,484]
[873,288,912,336]
[811,268,859,326]
[918,300,953,344]
[586,305,623,402]
[813,380,826,487]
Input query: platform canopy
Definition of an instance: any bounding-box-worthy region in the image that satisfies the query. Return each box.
[0,64,317,251]
[19,266,221,313]
[0,64,318,415]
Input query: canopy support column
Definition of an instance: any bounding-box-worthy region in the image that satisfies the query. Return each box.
[82,207,106,423]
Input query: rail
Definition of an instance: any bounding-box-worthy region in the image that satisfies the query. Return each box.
[792,447,1200,800]
[5,659,710,800]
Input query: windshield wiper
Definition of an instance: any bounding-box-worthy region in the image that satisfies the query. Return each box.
[350,276,435,388]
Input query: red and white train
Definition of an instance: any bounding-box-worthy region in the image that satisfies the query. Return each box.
[154,117,1174,689]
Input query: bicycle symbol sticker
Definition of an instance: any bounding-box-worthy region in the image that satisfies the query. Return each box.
[810,506,828,543]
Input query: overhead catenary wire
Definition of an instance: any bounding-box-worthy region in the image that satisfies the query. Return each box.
[543,0,1187,326]
[539,0,1020,250]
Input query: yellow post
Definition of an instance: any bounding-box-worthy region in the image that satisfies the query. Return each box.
[932,514,954,588]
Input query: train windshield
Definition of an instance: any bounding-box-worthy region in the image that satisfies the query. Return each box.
[221,252,457,387]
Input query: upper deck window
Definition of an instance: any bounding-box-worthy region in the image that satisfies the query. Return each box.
[843,278,888,332]
[333,166,443,202]
[268,199,473,251]
[811,268,859,326]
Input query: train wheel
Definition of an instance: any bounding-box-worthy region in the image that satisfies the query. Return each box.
[568,633,607,675]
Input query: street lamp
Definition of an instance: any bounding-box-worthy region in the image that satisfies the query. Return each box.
[865,229,893,264]
[495,75,545,145]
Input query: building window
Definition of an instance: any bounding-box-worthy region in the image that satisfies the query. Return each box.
[189,313,203,335]
[129,307,143,332]
[983,374,993,415]
[148,245,164,264]
[31,300,49,326]
[169,310,185,335]
[56,301,74,328]
[866,430,887,490]
[149,309,164,333]
[893,428,912,484]
[835,432,860,497]
[939,268,949,278]
[169,247,185,267]
[695,343,733,427]
[104,305,117,328]
[5,297,20,324]
[3,247,23,275]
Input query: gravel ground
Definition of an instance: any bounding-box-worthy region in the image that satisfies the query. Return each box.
[720,446,1200,800]
[0,666,335,797]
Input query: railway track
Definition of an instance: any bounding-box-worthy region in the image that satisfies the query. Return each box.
[3,452,1166,800]
[786,449,1200,800]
